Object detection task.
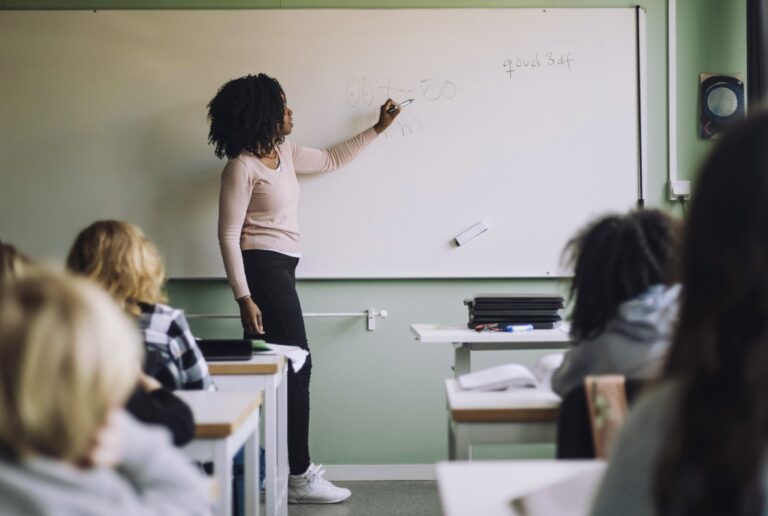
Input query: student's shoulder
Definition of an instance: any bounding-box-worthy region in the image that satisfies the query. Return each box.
[139,302,189,326]
[140,301,177,316]
[620,380,680,440]
[0,455,122,516]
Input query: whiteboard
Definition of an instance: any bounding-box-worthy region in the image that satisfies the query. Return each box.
[0,9,645,278]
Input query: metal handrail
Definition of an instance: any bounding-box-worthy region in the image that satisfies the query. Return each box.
[186,308,388,331]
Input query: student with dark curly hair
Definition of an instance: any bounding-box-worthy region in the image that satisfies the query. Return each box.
[591,113,768,516]
[551,209,682,397]
[208,73,400,504]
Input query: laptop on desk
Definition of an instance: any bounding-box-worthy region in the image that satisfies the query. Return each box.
[196,339,254,361]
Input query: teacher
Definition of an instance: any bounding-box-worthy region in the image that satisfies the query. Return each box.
[207,73,399,504]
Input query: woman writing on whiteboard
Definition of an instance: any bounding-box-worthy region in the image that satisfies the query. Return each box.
[207,73,399,504]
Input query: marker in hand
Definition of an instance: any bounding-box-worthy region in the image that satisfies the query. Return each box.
[387,98,415,114]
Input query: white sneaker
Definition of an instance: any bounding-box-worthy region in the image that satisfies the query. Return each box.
[288,463,351,504]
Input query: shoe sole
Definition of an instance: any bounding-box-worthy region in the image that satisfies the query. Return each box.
[288,492,351,504]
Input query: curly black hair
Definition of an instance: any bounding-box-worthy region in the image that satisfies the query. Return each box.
[563,209,681,342]
[207,74,286,160]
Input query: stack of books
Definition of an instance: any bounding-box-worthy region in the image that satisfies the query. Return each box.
[465,294,564,330]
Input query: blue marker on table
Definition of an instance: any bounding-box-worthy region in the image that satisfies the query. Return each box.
[504,324,534,333]
[387,98,414,114]
[474,323,535,333]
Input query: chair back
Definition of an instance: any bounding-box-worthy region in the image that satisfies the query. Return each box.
[584,375,628,459]
[556,376,645,459]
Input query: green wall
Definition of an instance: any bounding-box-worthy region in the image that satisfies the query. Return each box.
[3,0,747,465]
[677,0,746,182]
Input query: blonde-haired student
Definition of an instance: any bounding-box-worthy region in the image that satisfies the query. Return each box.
[2,240,194,446]
[0,240,31,288]
[0,269,211,516]
[67,220,213,391]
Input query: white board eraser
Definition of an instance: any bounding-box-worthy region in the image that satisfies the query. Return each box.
[454,220,488,246]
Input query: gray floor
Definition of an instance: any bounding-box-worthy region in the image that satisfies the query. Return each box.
[286,481,442,516]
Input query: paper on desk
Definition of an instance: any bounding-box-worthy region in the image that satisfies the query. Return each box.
[266,343,308,373]
[457,354,565,392]
[510,463,606,516]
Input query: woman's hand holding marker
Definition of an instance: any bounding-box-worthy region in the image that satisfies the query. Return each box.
[387,98,414,113]
[374,98,412,134]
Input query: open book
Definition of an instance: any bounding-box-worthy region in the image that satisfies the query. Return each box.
[458,353,564,391]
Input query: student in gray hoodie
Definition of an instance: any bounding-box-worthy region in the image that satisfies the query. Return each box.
[0,269,211,516]
[551,209,682,397]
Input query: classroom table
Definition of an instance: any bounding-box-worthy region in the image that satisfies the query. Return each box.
[445,379,560,460]
[436,460,606,516]
[209,355,288,516]
[411,324,571,377]
[176,390,263,516]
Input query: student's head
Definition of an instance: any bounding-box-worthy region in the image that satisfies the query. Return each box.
[0,268,141,462]
[0,240,32,288]
[665,113,768,376]
[655,113,768,516]
[563,209,681,341]
[66,220,167,317]
[207,73,292,159]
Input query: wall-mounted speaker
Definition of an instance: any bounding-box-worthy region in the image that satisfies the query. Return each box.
[700,74,745,139]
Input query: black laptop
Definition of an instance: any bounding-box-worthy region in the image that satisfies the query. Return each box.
[196,339,254,361]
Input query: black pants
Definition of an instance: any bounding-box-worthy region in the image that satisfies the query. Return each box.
[242,250,312,475]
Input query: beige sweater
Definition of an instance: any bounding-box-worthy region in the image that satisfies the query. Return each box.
[218,127,378,299]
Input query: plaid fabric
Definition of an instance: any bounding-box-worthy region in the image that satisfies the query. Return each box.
[138,302,214,391]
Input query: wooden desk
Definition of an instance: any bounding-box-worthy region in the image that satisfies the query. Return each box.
[445,379,560,460]
[210,355,288,516]
[411,324,571,376]
[437,460,606,516]
[176,391,263,516]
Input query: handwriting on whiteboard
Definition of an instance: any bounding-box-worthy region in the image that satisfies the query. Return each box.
[382,118,425,138]
[502,51,575,78]
[346,76,457,107]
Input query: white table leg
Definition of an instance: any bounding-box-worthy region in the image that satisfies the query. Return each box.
[454,343,471,377]
[244,422,260,516]
[213,440,233,516]
[277,369,289,516]
[453,422,471,461]
[265,376,278,516]
[448,417,457,460]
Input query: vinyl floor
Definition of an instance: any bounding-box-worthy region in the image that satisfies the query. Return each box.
[285,481,442,516]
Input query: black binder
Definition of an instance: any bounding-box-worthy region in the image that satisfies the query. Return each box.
[466,294,564,330]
